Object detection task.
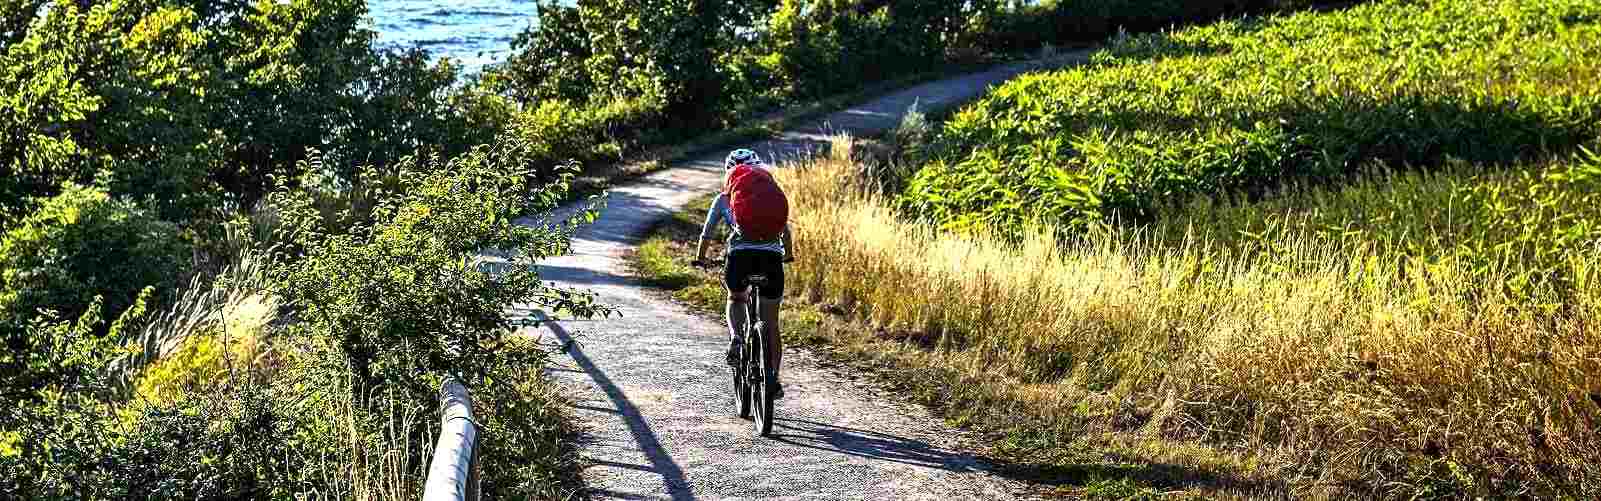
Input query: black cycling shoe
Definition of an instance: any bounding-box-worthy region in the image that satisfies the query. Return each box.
[725,343,741,366]
[771,381,785,400]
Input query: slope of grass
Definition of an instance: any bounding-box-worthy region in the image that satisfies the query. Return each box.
[634,140,1600,498]
[902,0,1601,235]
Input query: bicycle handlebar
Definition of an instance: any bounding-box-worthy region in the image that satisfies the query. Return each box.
[693,256,794,269]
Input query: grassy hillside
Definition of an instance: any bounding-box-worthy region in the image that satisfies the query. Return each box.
[901,0,1601,235]
[634,0,1601,495]
[636,140,1600,498]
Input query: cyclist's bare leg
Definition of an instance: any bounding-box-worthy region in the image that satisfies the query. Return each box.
[726,289,750,360]
[758,296,782,378]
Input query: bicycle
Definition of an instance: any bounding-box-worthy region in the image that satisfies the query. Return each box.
[694,259,781,436]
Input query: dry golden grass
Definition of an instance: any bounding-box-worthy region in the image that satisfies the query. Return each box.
[771,137,1601,497]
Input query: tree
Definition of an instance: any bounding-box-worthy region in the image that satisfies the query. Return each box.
[489,0,594,103]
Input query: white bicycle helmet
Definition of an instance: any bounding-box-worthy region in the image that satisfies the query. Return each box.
[724,149,763,169]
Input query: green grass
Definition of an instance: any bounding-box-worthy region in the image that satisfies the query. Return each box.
[901,0,1601,235]
[1150,149,1601,290]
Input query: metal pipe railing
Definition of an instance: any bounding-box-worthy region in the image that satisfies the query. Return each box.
[423,378,480,501]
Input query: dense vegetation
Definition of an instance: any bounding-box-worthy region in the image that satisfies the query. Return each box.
[481,0,1349,185]
[0,1,598,498]
[0,0,1387,497]
[639,136,1601,498]
[634,0,1601,497]
[902,0,1601,239]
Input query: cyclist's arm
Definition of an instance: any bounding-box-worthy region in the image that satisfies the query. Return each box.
[694,194,728,263]
[781,224,795,262]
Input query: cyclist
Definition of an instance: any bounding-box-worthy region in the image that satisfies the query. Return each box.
[693,149,794,399]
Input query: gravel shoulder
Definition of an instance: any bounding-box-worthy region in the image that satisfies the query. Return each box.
[514,54,1086,500]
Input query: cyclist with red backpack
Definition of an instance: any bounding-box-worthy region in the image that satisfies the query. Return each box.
[693,149,794,399]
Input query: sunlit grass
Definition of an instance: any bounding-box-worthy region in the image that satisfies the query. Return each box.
[765,138,1598,497]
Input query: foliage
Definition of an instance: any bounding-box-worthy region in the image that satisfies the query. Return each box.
[3,137,611,498]
[901,0,1601,235]
[270,140,612,398]
[758,0,966,99]
[331,48,474,175]
[0,0,494,225]
[1,382,307,500]
[0,296,130,423]
[756,144,1601,497]
[0,184,189,337]
[488,1,594,103]
[474,336,584,498]
[961,0,1329,52]
[203,0,378,206]
[0,0,222,221]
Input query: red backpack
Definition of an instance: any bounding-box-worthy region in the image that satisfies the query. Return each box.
[724,164,789,241]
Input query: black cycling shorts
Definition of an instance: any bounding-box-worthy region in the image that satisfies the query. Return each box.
[725,249,784,300]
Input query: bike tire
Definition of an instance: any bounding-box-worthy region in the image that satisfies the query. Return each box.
[751,317,775,436]
[734,304,752,419]
[733,363,751,419]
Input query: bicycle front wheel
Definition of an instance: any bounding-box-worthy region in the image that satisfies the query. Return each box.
[750,319,775,437]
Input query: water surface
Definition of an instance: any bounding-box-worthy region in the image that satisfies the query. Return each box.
[369,0,548,75]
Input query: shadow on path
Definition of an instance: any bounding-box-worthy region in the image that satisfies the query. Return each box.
[534,310,697,501]
[770,418,988,474]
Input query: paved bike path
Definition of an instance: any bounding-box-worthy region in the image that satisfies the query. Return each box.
[514,54,1085,500]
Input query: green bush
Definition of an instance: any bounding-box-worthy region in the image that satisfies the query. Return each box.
[901,0,1601,234]
[761,1,965,99]
[0,184,190,336]
[271,141,613,398]
[0,0,493,224]
[502,97,665,182]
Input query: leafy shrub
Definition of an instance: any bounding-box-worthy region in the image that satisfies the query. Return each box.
[5,368,322,500]
[332,49,482,175]
[270,140,612,398]
[0,184,190,337]
[474,337,583,498]
[4,135,612,498]
[0,0,494,224]
[503,98,661,181]
[0,295,130,421]
[487,1,594,104]
[0,0,223,221]
[902,0,1601,234]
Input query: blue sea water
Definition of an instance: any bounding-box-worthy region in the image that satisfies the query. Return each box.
[369,0,553,76]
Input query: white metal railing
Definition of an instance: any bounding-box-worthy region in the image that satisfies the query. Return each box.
[423,378,480,501]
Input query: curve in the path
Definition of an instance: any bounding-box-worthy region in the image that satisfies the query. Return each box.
[513,55,1085,501]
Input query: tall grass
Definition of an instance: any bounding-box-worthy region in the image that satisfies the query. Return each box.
[777,138,1601,496]
[1149,150,1601,291]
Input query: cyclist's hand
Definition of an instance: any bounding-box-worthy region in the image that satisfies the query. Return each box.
[782,255,795,264]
